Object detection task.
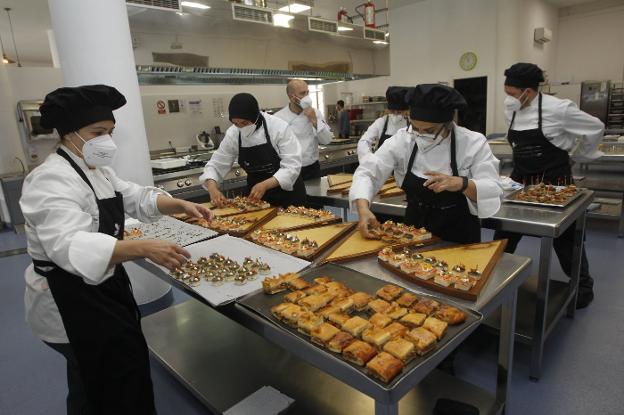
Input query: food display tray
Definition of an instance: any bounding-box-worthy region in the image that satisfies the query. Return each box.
[237,263,481,390]
[124,216,218,247]
[503,187,586,208]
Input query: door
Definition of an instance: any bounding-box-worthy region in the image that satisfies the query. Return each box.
[454,77,487,134]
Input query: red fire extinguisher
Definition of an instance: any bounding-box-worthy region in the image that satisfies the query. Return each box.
[337,7,349,23]
[364,1,375,28]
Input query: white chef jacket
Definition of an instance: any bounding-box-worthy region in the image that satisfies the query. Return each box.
[357,115,410,162]
[273,105,333,167]
[505,93,605,162]
[199,112,302,191]
[349,124,503,218]
[20,146,167,343]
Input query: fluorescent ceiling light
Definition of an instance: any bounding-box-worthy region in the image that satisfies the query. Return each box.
[278,3,311,14]
[373,40,388,45]
[181,1,211,10]
[273,13,294,28]
[337,26,353,32]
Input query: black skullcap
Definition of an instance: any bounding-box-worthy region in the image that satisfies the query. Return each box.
[406,84,467,123]
[504,63,544,89]
[228,93,260,122]
[39,85,126,138]
[386,86,410,110]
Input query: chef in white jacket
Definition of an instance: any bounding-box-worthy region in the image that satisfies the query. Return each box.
[494,62,605,308]
[357,86,411,162]
[201,92,305,208]
[274,79,333,181]
[20,85,212,415]
[350,84,502,244]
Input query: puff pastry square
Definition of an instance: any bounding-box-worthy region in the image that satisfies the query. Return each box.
[327,331,355,353]
[342,340,378,366]
[362,327,392,348]
[366,352,404,383]
[297,311,324,336]
[383,337,416,363]
[411,298,440,315]
[423,317,448,340]
[399,312,427,329]
[327,312,351,327]
[369,313,393,328]
[287,277,311,291]
[367,298,392,314]
[386,304,408,320]
[349,292,373,311]
[313,276,333,285]
[284,290,307,303]
[385,322,408,339]
[395,292,419,308]
[376,284,404,302]
[406,327,437,355]
[311,322,341,347]
[342,316,371,338]
[433,305,466,325]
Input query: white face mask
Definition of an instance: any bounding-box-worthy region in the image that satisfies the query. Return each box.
[298,95,313,110]
[388,114,406,123]
[504,90,528,112]
[74,132,117,167]
[238,119,258,139]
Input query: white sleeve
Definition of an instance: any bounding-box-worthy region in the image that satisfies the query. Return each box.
[199,129,238,188]
[562,101,605,162]
[315,109,333,145]
[465,138,503,218]
[273,126,303,191]
[349,135,398,209]
[102,167,168,223]
[357,117,383,162]
[20,170,117,283]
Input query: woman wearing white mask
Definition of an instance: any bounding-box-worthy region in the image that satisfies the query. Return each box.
[19,85,213,414]
[274,79,333,182]
[357,86,411,162]
[350,84,503,244]
[201,93,305,208]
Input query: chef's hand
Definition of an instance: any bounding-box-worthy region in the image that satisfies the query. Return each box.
[303,107,318,128]
[423,171,463,193]
[356,199,380,239]
[205,180,228,207]
[142,240,191,271]
[249,177,279,201]
[179,200,213,221]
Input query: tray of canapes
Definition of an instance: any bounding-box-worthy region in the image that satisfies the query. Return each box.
[160,234,309,306]
[505,183,583,207]
[187,208,277,236]
[248,222,355,260]
[237,263,481,387]
[377,240,507,301]
[322,221,437,264]
[260,206,342,232]
[171,197,272,221]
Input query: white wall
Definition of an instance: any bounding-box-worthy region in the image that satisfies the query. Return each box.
[555,3,624,83]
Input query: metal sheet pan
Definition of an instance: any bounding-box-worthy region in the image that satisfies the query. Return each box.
[504,187,586,208]
[237,263,481,391]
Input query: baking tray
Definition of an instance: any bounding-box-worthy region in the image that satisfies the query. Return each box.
[504,187,586,208]
[260,213,342,232]
[124,216,218,247]
[192,208,277,237]
[237,263,482,390]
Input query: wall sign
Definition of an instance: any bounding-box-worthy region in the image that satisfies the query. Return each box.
[156,100,167,115]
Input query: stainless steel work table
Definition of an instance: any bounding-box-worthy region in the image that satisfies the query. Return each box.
[305,177,594,380]
[136,250,530,415]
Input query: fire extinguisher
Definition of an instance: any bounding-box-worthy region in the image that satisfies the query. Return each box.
[364,1,375,28]
[337,7,349,23]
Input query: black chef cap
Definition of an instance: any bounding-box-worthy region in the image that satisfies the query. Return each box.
[39,84,126,138]
[228,93,260,122]
[386,86,410,110]
[406,84,467,123]
[504,63,544,89]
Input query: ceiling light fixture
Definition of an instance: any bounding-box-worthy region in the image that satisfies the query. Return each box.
[273,13,294,28]
[181,1,211,10]
[278,3,311,14]
[373,40,388,45]
[337,26,353,32]
[0,31,12,64]
[4,8,21,67]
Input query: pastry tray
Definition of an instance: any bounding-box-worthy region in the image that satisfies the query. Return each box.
[237,263,482,391]
[124,216,218,247]
[503,187,586,208]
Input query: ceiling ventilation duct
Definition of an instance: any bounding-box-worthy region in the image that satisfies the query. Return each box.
[126,0,182,12]
[364,27,386,42]
[231,3,273,25]
[308,17,338,35]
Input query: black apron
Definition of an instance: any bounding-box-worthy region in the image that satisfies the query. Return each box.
[400,129,481,244]
[238,115,307,208]
[301,160,321,181]
[33,148,155,415]
[507,93,572,185]
[376,115,410,151]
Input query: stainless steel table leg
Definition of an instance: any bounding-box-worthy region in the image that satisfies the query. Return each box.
[567,212,587,318]
[375,401,399,415]
[496,289,517,414]
[530,236,553,381]
[619,193,624,238]
[343,207,349,222]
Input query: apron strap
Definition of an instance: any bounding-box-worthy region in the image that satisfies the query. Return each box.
[56,148,97,194]
[238,114,275,155]
[406,131,419,173]
[508,92,543,133]
[380,115,389,138]
[449,128,459,176]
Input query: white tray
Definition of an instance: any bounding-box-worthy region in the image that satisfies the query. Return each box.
[125,216,218,246]
[150,157,187,169]
[165,235,310,307]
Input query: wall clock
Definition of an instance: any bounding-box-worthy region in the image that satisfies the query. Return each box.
[459,52,477,71]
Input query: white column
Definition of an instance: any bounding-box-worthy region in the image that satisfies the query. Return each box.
[46,29,61,69]
[47,0,170,305]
